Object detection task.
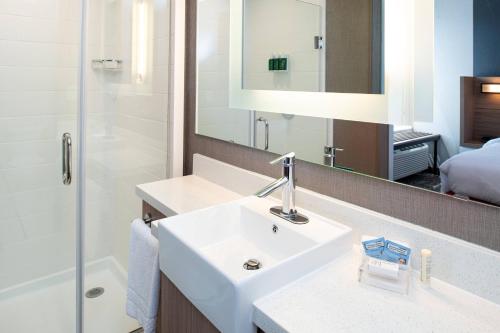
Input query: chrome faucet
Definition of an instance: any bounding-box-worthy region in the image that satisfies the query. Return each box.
[255,152,309,224]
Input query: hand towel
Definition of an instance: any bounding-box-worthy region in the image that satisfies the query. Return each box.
[126,219,160,333]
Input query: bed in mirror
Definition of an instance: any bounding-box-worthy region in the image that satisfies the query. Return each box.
[195,0,500,208]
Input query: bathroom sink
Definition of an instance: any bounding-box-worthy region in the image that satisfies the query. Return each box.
[158,196,352,333]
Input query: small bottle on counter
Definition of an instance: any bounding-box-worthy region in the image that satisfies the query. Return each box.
[420,249,432,284]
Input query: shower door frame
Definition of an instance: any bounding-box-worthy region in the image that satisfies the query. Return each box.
[76,0,88,332]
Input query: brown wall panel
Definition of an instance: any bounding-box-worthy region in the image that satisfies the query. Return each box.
[333,119,390,178]
[325,0,373,93]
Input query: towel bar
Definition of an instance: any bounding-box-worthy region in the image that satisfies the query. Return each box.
[143,213,153,227]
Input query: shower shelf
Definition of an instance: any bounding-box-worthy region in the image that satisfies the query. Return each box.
[92,59,123,71]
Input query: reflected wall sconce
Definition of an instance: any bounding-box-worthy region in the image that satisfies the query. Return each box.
[481,83,500,94]
[133,0,151,84]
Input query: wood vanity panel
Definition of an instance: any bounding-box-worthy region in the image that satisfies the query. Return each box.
[158,273,220,333]
[158,274,267,333]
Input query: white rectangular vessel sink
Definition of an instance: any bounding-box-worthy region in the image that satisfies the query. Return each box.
[158,196,352,333]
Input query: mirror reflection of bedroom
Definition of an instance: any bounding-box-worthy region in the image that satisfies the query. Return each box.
[383,0,500,207]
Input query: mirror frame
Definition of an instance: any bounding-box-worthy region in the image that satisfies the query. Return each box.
[229,0,389,123]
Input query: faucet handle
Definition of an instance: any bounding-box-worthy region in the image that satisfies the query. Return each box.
[324,146,344,156]
[270,152,296,166]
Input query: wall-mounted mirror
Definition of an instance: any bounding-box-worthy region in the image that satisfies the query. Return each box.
[196,0,500,208]
[242,0,383,94]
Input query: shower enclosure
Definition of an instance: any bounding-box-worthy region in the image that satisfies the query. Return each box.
[0,0,171,332]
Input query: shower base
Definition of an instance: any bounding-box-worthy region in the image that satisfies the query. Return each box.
[0,257,139,333]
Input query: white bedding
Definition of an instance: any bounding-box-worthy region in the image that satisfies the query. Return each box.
[440,140,500,205]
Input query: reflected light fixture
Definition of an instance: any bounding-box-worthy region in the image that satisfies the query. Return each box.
[481,83,500,94]
[133,0,149,84]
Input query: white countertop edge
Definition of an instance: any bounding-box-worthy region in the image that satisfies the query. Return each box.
[136,184,180,217]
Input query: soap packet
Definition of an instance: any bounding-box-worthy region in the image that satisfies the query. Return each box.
[381,240,412,265]
[361,236,385,258]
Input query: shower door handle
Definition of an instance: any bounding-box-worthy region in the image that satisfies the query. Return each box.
[62,133,72,185]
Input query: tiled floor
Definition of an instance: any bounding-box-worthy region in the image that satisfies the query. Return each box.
[0,257,139,333]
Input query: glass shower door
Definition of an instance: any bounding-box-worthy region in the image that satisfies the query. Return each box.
[0,0,81,332]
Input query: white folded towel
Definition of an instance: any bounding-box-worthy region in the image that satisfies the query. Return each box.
[126,219,160,333]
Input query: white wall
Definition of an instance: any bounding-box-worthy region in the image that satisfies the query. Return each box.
[413,0,434,123]
[413,0,474,162]
[432,0,473,158]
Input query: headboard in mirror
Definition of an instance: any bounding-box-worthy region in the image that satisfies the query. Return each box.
[196,0,500,209]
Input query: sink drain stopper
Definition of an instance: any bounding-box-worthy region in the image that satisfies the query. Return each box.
[243,259,261,270]
[85,287,105,298]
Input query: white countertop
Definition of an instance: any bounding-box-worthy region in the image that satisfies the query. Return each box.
[253,247,500,333]
[136,175,241,236]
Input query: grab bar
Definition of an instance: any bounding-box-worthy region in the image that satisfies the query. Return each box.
[256,117,269,150]
[62,133,72,185]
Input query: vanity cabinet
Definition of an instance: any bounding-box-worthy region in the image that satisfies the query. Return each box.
[142,201,266,333]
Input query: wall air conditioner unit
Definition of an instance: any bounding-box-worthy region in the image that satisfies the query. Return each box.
[393,143,430,180]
